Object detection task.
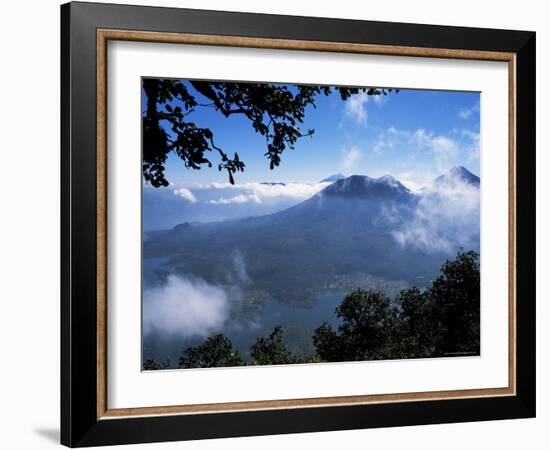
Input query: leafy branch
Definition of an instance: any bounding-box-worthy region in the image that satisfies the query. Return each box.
[142,79,396,187]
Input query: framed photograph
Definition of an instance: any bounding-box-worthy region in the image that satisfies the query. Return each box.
[61,2,536,447]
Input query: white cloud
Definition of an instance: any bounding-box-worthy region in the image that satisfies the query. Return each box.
[173,187,197,203]
[373,93,388,106]
[410,129,457,158]
[412,128,481,175]
[143,275,229,338]
[417,131,458,173]
[229,250,250,285]
[344,92,369,125]
[205,181,330,205]
[375,127,459,162]
[390,171,432,192]
[374,126,477,176]
[459,129,480,142]
[393,175,480,253]
[208,193,261,205]
[460,129,481,163]
[372,126,410,154]
[340,146,362,171]
[458,101,480,119]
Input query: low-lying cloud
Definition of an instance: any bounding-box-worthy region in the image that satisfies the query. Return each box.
[143,275,229,338]
[204,181,330,205]
[173,187,197,203]
[229,250,251,285]
[207,193,261,205]
[392,174,480,254]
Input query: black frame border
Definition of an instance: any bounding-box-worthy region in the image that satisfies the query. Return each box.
[61,2,536,447]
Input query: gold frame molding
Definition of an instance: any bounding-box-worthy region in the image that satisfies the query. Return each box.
[96,29,517,420]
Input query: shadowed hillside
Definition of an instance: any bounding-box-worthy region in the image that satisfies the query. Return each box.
[144,168,480,307]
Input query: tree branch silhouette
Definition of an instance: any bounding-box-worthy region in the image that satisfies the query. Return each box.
[142,79,397,187]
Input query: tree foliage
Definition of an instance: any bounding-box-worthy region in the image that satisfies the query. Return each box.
[395,287,438,358]
[178,334,244,368]
[429,250,480,355]
[144,251,480,370]
[313,289,400,362]
[142,358,171,370]
[250,326,298,365]
[312,250,480,362]
[142,79,396,187]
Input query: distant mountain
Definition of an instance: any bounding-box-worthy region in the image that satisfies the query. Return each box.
[434,166,480,186]
[320,174,346,183]
[144,170,479,306]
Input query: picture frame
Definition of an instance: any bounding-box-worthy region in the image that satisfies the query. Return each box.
[61,1,536,447]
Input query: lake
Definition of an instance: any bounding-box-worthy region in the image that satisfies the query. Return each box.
[142,256,345,367]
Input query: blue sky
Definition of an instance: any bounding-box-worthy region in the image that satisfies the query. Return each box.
[150,80,480,191]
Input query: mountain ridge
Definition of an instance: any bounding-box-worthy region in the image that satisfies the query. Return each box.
[320,173,346,183]
[164,166,479,232]
[145,166,480,307]
[321,174,412,200]
[433,166,480,186]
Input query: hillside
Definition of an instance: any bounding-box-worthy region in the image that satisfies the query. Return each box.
[144,168,480,306]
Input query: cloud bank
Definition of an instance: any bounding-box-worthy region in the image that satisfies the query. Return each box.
[143,275,229,338]
[392,173,480,253]
[203,181,330,205]
[173,187,197,203]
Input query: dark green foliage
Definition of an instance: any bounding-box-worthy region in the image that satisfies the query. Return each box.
[250,326,298,365]
[429,250,480,356]
[178,334,244,368]
[310,322,343,363]
[142,79,396,186]
[395,287,438,358]
[313,289,400,362]
[174,251,480,369]
[142,358,171,370]
[313,250,481,362]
